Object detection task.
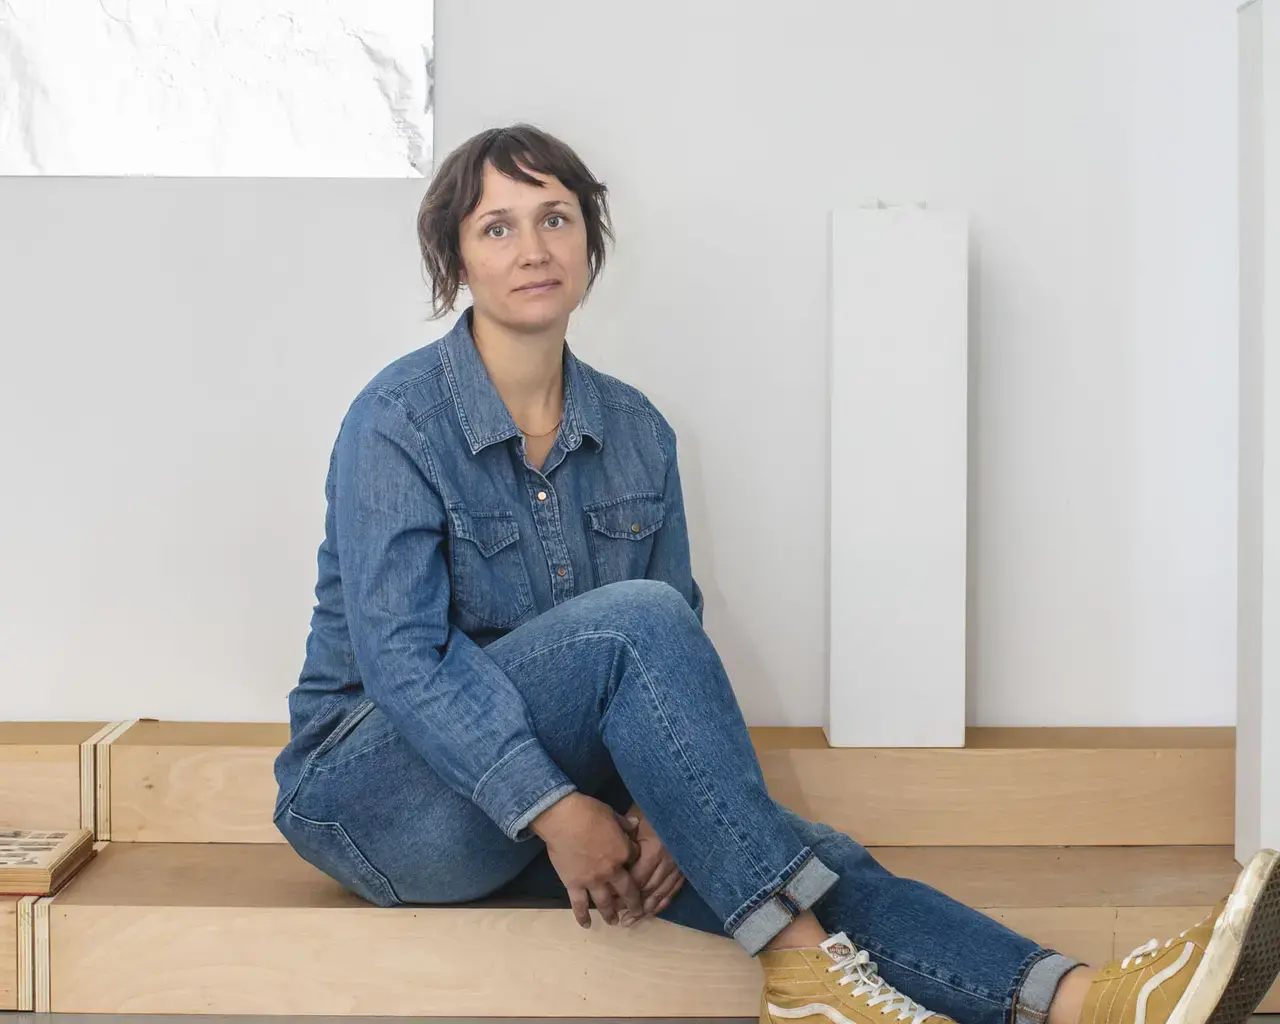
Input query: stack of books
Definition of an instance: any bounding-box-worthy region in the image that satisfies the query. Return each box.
[0,828,95,895]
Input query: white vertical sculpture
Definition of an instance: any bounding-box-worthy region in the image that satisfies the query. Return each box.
[1237,0,1280,858]
[827,206,969,748]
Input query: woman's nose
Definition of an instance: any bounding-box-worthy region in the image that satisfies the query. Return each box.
[518,232,551,265]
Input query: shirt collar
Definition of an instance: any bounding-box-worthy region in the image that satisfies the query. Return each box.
[440,308,605,456]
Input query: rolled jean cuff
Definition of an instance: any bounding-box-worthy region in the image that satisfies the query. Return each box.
[1013,950,1086,1024]
[725,848,840,956]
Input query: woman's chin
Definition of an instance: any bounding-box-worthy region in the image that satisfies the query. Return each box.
[488,295,579,334]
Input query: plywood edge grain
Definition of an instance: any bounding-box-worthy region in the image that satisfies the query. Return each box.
[15,896,35,1012]
[94,719,138,840]
[79,721,124,832]
[32,896,51,1013]
[0,897,17,1011]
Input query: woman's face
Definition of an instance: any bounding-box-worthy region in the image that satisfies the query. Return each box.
[458,162,589,332]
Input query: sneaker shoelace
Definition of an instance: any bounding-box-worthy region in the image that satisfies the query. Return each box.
[826,947,936,1023]
[1122,907,1216,968]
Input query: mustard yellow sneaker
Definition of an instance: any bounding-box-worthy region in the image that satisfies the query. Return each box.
[1080,848,1280,1024]
[759,931,952,1024]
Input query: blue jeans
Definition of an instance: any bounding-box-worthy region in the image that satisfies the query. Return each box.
[275,580,1081,1024]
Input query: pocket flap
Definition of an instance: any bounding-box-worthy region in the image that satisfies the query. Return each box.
[448,508,520,558]
[586,494,666,541]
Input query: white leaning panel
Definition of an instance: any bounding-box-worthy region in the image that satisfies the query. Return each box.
[827,206,969,748]
[1237,0,1280,859]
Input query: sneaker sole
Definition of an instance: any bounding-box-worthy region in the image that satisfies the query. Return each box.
[1170,847,1280,1024]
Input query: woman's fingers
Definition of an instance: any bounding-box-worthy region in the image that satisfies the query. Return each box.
[591,883,620,926]
[649,867,684,908]
[570,886,593,928]
[642,861,676,912]
[612,867,646,921]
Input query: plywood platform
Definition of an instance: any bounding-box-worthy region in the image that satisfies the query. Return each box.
[108,721,286,843]
[0,722,108,831]
[43,841,1277,1017]
[103,723,1235,846]
[756,726,1234,845]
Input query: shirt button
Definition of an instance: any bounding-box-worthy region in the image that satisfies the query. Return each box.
[631,523,641,534]
[557,567,567,577]
[537,491,548,501]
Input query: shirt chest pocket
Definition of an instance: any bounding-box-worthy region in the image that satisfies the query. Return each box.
[584,493,666,589]
[446,507,535,630]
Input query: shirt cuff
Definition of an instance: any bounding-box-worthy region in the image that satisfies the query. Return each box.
[508,782,579,842]
[471,738,578,842]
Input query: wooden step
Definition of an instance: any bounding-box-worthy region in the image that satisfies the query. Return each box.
[0,896,16,1011]
[40,841,1278,1017]
[100,722,1235,846]
[0,722,111,831]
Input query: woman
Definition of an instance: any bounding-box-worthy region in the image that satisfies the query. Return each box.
[273,124,1280,1024]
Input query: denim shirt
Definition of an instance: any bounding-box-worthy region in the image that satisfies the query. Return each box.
[273,309,703,842]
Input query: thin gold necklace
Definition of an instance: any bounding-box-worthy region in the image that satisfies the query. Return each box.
[516,416,562,439]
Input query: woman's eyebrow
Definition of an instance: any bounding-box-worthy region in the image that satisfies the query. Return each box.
[477,198,571,221]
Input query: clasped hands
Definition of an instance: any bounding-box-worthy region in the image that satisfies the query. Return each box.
[616,803,686,926]
[530,791,687,929]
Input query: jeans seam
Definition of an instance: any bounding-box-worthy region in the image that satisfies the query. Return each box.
[625,635,776,894]
[501,627,777,894]
[500,628,635,672]
[283,808,401,907]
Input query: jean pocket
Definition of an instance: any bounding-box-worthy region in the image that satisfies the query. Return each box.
[585,493,665,587]
[447,506,535,629]
[280,808,399,907]
[311,698,377,761]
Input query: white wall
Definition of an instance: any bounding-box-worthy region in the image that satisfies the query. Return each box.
[438,0,1240,727]
[0,179,430,721]
[0,0,1241,726]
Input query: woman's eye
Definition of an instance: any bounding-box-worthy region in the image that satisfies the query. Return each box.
[545,214,564,228]
[486,223,508,238]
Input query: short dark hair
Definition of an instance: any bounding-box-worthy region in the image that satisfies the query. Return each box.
[417,123,614,318]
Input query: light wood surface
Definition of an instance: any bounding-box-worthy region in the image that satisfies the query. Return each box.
[962,726,1235,749]
[44,842,1275,1016]
[99,723,1235,846]
[747,725,1232,752]
[0,723,107,745]
[872,846,1244,908]
[0,897,15,1011]
[109,724,283,843]
[755,740,1233,846]
[50,902,754,1016]
[115,720,289,746]
[15,896,34,1012]
[0,723,105,830]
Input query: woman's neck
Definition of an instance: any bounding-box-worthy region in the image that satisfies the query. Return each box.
[470,307,566,435]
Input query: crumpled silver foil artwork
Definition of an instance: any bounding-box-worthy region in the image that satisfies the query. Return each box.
[0,0,433,175]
